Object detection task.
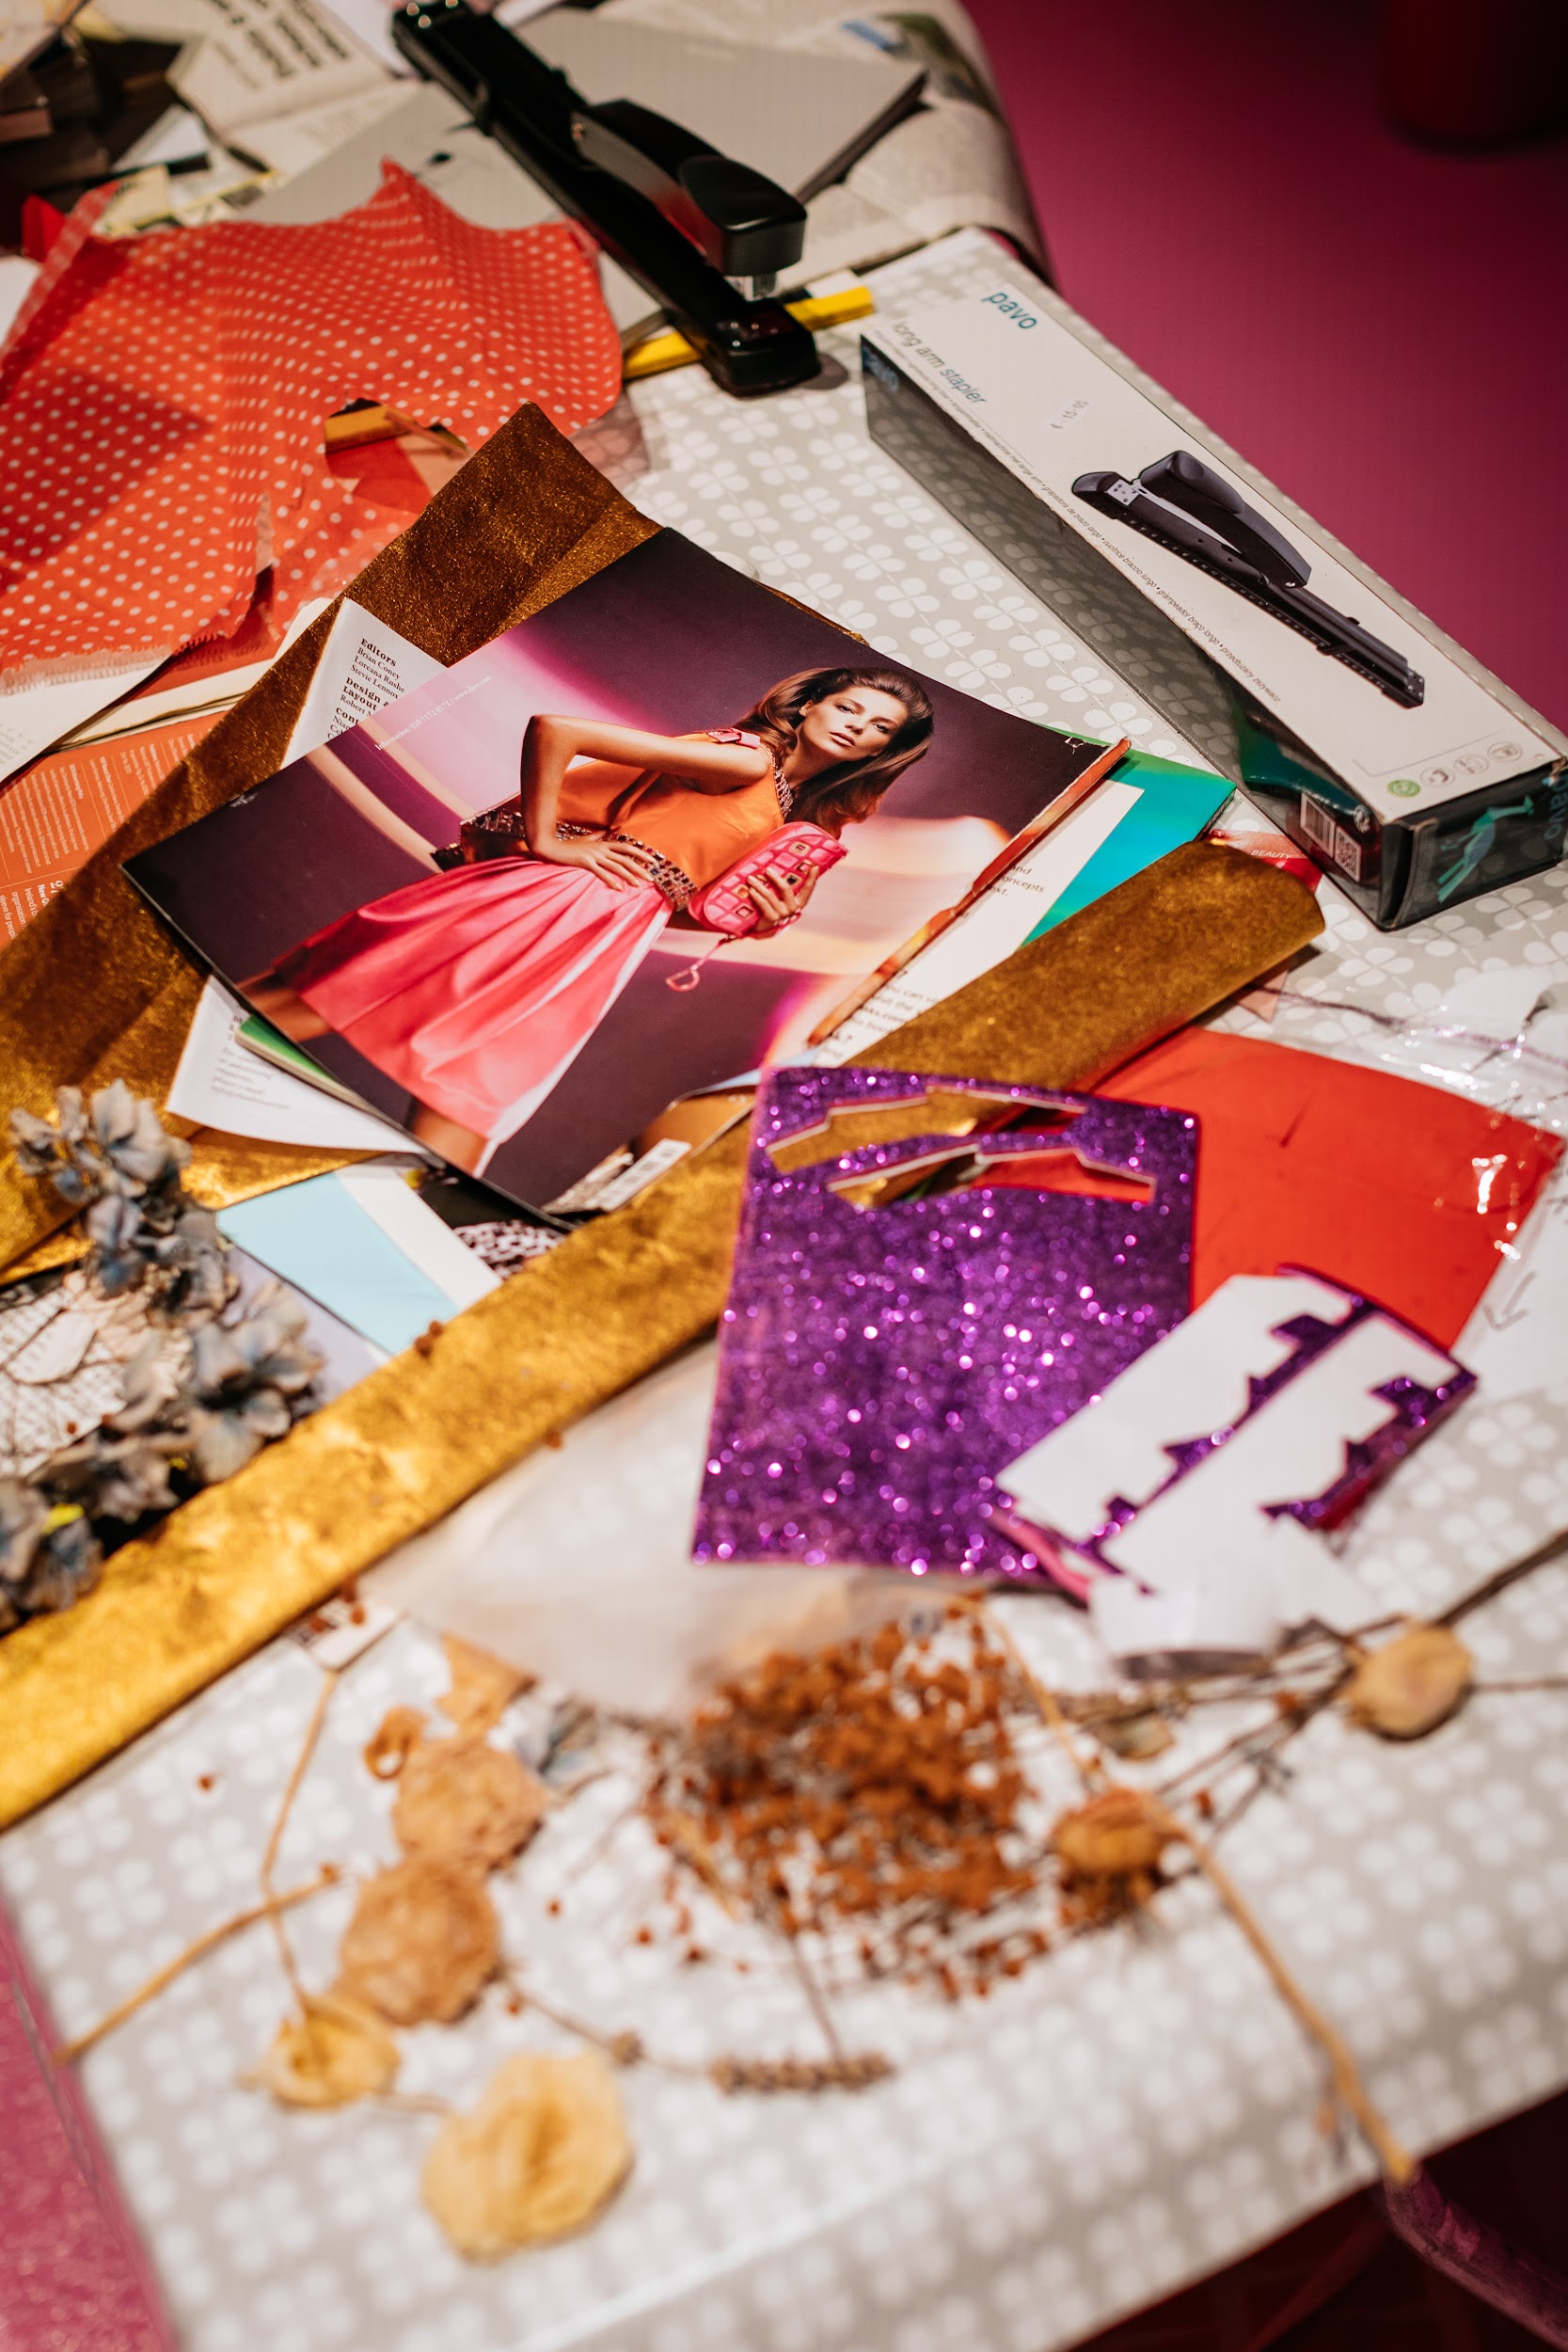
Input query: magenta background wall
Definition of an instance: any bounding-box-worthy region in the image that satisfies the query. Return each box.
[965,0,1568,732]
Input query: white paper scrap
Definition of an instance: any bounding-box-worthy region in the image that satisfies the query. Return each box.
[0,252,40,347]
[167,977,415,1152]
[283,599,445,764]
[1001,1272,1348,1542]
[813,780,1138,1065]
[1001,1273,1466,1663]
[0,658,166,787]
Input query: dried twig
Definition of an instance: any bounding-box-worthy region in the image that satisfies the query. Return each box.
[1148,1797,1414,2185]
[55,1868,338,2064]
[955,1594,1101,1789]
[261,1669,340,2012]
[1437,1525,1568,1629]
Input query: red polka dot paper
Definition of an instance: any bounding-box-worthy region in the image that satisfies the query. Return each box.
[0,166,624,688]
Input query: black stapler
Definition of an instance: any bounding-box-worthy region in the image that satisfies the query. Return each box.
[392,0,819,399]
[1072,449,1424,707]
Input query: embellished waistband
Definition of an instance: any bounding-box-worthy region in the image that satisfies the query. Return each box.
[556,823,694,909]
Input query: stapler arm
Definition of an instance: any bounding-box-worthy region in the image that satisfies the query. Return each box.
[1073,450,1424,707]
[392,0,818,398]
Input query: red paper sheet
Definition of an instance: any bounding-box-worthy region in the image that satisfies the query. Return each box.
[0,165,622,684]
[1100,1029,1561,1345]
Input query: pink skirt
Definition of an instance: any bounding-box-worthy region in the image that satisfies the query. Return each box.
[281,855,670,1142]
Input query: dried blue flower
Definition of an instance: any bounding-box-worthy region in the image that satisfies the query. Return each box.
[0,1479,48,1593]
[187,1387,293,1483]
[85,1193,147,1295]
[5,1083,326,1634]
[21,1509,103,1614]
[94,1084,189,1196]
[106,1337,181,1437]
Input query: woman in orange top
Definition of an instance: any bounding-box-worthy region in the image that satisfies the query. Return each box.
[246,664,934,1173]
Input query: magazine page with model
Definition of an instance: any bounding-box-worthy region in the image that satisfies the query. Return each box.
[129,534,1114,1213]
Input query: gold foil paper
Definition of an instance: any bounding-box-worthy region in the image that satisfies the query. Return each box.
[0,842,1321,1825]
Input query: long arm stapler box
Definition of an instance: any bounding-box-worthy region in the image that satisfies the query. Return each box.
[862,246,1567,927]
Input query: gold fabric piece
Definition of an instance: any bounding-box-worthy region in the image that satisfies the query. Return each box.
[0,843,1321,1826]
[0,407,659,1273]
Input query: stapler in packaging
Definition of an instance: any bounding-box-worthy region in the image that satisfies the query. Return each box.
[1072,450,1425,707]
[392,0,819,398]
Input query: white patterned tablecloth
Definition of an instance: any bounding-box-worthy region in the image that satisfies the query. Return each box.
[4,231,1568,2352]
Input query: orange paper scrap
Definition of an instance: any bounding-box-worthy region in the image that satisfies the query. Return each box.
[0,717,216,941]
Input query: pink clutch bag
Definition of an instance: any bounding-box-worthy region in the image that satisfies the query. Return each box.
[687,821,846,935]
[667,822,846,991]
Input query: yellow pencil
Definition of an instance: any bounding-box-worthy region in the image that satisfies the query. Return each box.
[624,283,876,380]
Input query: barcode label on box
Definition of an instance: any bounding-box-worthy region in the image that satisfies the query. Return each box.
[1298,793,1363,882]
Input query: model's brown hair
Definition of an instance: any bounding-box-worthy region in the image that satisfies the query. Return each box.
[735,666,934,834]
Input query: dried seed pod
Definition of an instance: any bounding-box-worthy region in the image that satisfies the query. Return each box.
[392,1737,548,1868]
[1097,1711,1175,1761]
[421,2048,632,2259]
[438,1634,531,1737]
[1342,1624,1472,1740]
[337,1854,499,2025]
[1053,1787,1169,1881]
[709,2052,894,2094]
[363,1706,426,1781]
[258,1993,400,2108]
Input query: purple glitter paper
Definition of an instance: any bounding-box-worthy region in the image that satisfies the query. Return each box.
[695,1064,1196,1581]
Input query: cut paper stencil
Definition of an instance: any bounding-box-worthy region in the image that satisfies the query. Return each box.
[694,1064,1196,1580]
[1000,1271,1475,1665]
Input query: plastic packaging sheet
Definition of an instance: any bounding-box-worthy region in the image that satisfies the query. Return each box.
[370,1342,909,1718]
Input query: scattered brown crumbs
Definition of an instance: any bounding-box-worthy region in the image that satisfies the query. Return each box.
[644,1608,1051,1999]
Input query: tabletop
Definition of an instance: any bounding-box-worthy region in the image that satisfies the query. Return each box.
[4,228,1568,2352]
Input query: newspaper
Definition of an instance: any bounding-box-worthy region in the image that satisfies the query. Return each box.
[95,0,398,168]
[597,0,1044,276]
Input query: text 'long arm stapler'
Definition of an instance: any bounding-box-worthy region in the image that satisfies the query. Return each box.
[393,0,819,398]
[1072,449,1425,707]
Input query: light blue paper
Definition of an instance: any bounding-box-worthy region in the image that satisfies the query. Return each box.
[219,1175,451,1357]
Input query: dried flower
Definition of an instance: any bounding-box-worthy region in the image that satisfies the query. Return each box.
[9,1105,71,1186]
[186,1300,318,1481]
[4,1089,325,1635]
[437,1633,531,1738]
[84,1194,146,1295]
[364,1706,427,1781]
[392,1738,548,1869]
[259,1993,401,2108]
[336,1855,499,2025]
[0,1479,49,1590]
[89,1081,186,1192]
[421,2049,632,2258]
[0,1481,102,1630]
[1096,1710,1175,1761]
[1053,1788,1172,1924]
[1342,1625,1473,1740]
